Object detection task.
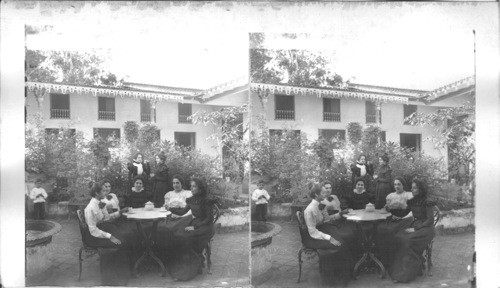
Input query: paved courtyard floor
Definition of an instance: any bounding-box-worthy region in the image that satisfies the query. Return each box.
[27,217,250,287]
[258,220,475,288]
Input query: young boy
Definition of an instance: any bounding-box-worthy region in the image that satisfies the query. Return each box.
[30,179,48,220]
[251,180,270,221]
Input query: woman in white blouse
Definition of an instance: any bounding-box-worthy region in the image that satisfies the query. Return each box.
[83,182,132,285]
[376,176,414,267]
[302,183,353,285]
[164,174,193,210]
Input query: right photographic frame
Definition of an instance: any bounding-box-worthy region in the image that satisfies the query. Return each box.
[249,32,475,287]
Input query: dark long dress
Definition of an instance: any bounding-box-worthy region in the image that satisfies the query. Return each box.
[124,189,152,208]
[151,163,169,208]
[301,216,354,285]
[374,165,392,209]
[173,196,215,254]
[344,191,377,256]
[344,191,376,210]
[389,197,436,283]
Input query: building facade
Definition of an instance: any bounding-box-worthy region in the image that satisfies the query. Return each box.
[250,76,475,166]
[26,78,248,159]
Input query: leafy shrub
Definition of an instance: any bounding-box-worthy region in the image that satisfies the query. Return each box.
[347,122,363,144]
[124,121,139,144]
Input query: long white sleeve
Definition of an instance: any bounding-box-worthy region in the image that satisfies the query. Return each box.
[304,208,331,241]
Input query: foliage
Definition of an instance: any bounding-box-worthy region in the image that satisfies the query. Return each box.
[123,121,139,144]
[251,123,447,203]
[347,122,363,144]
[250,34,346,88]
[136,123,162,158]
[191,105,249,182]
[407,100,475,185]
[26,49,124,86]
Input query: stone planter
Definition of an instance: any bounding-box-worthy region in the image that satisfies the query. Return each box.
[251,221,282,285]
[26,220,62,277]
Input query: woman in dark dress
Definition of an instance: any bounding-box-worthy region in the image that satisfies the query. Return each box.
[350,154,374,190]
[83,182,132,286]
[389,178,436,283]
[151,152,169,208]
[124,176,152,208]
[171,178,215,274]
[344,177,376,210]
[127,153,151,188]
[374,154,393,209]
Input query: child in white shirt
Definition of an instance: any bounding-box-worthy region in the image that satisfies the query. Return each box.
[30,179,48,220]
[252,180,270,221]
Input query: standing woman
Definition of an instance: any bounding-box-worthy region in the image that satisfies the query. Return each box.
[83,182,131,285]
[350,154,374,190]
[389,178,436,283]
[151,152,169,208]
[127,153,151,188]
[374,154,393,209]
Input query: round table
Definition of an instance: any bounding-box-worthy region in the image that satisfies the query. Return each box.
[343,209,391,279]
[123,207,171,277]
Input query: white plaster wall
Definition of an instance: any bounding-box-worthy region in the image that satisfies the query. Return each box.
[250,91,448,161]
[26,91,227,157]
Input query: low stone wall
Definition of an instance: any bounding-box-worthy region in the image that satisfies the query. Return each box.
[436,208,475,234]
[217,206,250,233]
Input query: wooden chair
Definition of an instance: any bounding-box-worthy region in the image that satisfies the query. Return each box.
[422,205,440,276]
[203,202,221,275]
[76,209,100,281]
[296,211,320,283]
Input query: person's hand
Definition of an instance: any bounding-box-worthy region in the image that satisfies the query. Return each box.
[329,238,341,246]
[339,209,350,216]
[110,235,121,245]
[119,207,129,214]
[170,213,180,219]
[405,228,415,233]
[185,226,194,232]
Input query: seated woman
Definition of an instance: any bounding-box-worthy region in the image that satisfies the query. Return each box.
[125,176,152,208]
[101,178,120,214]
[376,176,414,266]
[162,175,193,233]
[84,182,131,286]
[344,177,376,210]
[302,183,353,285]
[172,178,215,269]
[389,178,436,283]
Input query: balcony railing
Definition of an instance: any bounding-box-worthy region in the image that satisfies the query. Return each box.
[366,114,377,124]
[98,111,115,121]
[323,112,341,122]
[178,114,192,123]
[50,109,70,119]
[141,113,151,122]
[275,110,295,120]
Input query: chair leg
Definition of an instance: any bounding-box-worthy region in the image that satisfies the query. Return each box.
[427,244,433,276]
[206,241,212,275]
[78,247,84,281]
[297,249,303,283]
